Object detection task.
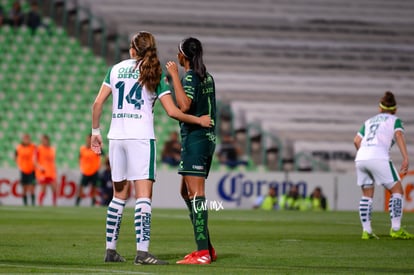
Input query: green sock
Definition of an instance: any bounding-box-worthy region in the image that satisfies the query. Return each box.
[23,195,27,206]
[184,199,193,220]
[192,197,209,251]
[31,194,35,206]
[186,198,213,250]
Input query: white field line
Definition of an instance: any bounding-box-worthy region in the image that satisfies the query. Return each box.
[0,264,153,274]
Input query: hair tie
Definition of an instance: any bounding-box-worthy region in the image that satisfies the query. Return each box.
[132,39,138,51]
[179,42,189,58]
[379,102,396,111]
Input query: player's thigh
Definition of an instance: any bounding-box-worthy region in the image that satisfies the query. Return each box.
[180,139,214,178]
[355,161,374,187]
[371,160,400,189]
[109,139,127,182]
[125,139,156,181]
[80,174,90,186]
[90,172,100,187]
[21,171,36,185]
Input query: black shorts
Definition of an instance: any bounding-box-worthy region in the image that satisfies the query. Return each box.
[179,133,215,178]
[80,172,100,187]
[20,171,36,185]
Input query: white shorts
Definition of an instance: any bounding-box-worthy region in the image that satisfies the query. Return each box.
[355,159,400,190]
[109,139,156,182]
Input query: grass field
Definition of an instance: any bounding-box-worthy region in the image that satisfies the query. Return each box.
[0,207,414,274]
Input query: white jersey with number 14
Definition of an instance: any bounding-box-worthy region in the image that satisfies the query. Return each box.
[103,59,171,140]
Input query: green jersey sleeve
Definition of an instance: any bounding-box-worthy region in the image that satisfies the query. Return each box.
[358,124,365,136]
[103,66,113,85]
[394,118,404,131]
[156,72,171,97]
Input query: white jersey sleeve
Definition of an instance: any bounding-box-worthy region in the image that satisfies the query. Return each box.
[103,59,171,139]
[355,113,404,161]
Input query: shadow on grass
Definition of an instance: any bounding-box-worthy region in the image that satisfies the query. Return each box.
[0,259,82,266]
[293,265,414,274]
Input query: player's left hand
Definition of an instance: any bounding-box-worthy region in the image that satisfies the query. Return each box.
[166,61,179,76]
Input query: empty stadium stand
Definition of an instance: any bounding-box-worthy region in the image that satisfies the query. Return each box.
[1,0,414,172]
[0,22,110,168]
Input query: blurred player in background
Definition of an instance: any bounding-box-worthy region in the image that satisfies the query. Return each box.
[354,91,413,240]
[36,134,57,206]
[76,134,101,206]
[253,186,278,210]
[91,31,212,265]
[99,156,113,206]
[166,37,217,264]
[161,130,181,166]
[307,186,328,211]
[15,133,37,206]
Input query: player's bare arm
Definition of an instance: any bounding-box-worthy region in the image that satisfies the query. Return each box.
[159,94,212,128]
[91,84,111,154]
[395,130,409,175]
[353,135,362,150]
[166,61,192,112]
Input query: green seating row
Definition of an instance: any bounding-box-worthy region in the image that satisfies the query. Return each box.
[0,23,253,172]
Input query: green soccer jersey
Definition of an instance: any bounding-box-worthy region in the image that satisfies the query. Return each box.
[180,70,216,140]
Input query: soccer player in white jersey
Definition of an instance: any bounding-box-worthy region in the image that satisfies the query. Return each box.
[90,31,212,265]
[354,91,413,240]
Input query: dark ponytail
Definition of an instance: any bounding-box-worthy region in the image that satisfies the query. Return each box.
[379,91,397,114]
[179,37,207,81]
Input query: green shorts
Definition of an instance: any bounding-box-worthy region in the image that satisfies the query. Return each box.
[80,172,100,187]
[20,171,36,185]
[179,133,216,178]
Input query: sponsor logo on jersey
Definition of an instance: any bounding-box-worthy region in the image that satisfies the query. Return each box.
[117,66,139,79]
[192,165,204,170]
[112,113,142,119]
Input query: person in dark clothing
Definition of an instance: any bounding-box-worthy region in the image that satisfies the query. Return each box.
[99,157,113,206]
[26,1,42,34]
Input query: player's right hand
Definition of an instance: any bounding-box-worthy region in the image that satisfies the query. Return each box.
[199,115,212,128]
[91,135,103,155]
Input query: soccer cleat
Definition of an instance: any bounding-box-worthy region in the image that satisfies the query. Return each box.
[390,228,414,240]
[183,251,196,260]
[184,246,217,261]
[104,249,126,262]
[209,246,217,261]
[177,249,211,265]
[361,231,379,240]
[134,251,169,265]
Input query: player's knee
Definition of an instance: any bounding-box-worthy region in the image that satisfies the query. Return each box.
[390,181,404,195]
[113,181,128,193]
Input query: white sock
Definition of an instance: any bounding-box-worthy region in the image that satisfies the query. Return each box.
[389,193,403,231]
[106,197,126,250]
[135,198,152,252]
[359,196,373,233]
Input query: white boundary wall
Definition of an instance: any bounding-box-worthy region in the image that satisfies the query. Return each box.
[1,168,414,211]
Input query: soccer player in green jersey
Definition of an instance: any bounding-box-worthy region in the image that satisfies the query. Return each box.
[354,91,413,240]
[91,32,212,265]
[166,37,217,264]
